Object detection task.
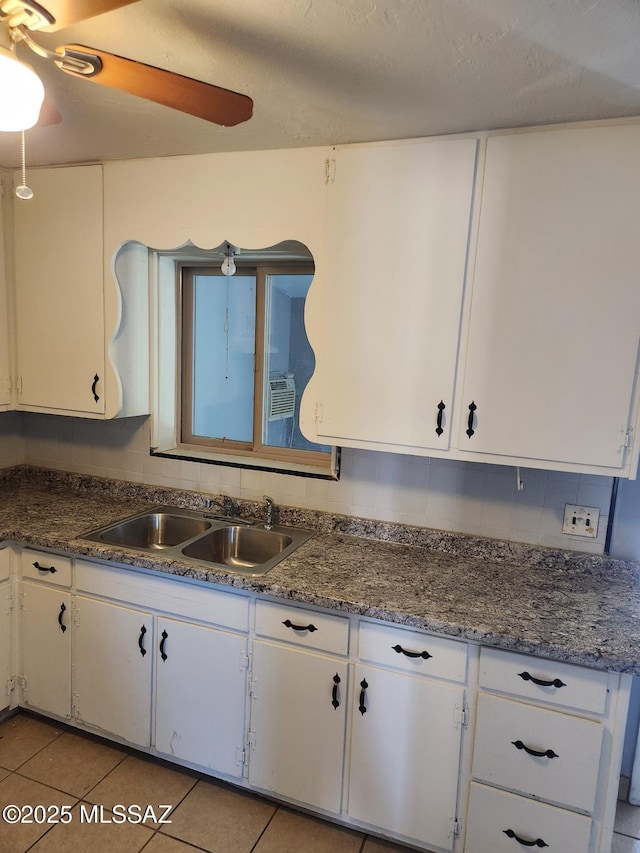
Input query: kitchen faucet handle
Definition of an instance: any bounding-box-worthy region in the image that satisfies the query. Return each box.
[263,495,277,529]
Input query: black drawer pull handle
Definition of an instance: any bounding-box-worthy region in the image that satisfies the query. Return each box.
[512,740,558,759]
[392,644,432,660]
[466,401,477,438]
[518,671,566,689]
[331,673,341,709]
[33,561,57,574]
[503,829,548,848]
[160,629,168,661]
[358,678,368,715]
[282,619,317,633]
[91,374,100,403]
[138,625,147,657]
[435,400,445,436]
[58,602,67,633]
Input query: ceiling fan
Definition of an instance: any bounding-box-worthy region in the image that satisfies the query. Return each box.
[0,0,254,130]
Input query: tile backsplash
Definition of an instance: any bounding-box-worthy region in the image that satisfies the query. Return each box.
[0,411,613,554]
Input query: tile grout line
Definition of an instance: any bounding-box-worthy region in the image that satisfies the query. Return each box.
[248,803,281,852]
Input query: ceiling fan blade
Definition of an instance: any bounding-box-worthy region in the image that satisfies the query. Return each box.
[36,1,140,31]
[57,45,254,127]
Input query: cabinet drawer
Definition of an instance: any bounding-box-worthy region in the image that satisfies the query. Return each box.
[0,547,10,581]
[20,549,72,587]
[472,693,603,813]
[255,600,349,655]
[358,620,467,682]
[480,647,609,714]
[465,782,592,853]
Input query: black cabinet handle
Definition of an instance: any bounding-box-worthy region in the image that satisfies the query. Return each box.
[512,740,558,760]
[466,401,477,437]
[91,374,100,403]
[58,602,67,633]
[282,619,317,633]
[518,671,566,689]
[435,400,445,437]
[358,678,368,715]
[159,629,168,661]
[331,673,341,709]
[138,625,147,657]
[392,643,432,660]
[33,560,57,574]
[503,829,548,848]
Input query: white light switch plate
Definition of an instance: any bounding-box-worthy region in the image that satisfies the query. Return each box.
[562,504,600,538]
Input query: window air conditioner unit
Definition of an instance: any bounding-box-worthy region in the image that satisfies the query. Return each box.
[267,373,296,421]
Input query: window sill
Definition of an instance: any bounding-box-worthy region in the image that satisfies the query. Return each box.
[151,446,340,480]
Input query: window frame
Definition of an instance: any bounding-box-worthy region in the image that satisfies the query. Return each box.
[177,260,334,473]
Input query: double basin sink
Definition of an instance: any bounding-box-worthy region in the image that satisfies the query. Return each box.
[81,507,314,576]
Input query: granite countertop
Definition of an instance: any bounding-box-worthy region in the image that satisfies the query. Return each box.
[2,467,640,675]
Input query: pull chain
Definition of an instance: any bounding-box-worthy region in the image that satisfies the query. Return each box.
[15,131,33,200]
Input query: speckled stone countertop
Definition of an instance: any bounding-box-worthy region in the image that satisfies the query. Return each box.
[2,466,640,675]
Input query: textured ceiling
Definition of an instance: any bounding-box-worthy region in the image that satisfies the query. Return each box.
[1,0,639,168]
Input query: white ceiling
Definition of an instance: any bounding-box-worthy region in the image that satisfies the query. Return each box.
[1,0,640,169]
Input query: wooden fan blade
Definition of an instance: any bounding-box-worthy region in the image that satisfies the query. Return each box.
[58,45,253,127]
[38,1,140,31]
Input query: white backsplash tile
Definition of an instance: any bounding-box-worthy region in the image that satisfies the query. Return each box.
[3,411,615,555]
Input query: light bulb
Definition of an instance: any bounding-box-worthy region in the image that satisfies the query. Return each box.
[221,252,236,276]
[0,48,44,131]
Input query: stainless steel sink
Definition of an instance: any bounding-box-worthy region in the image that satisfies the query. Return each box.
[81,507,314,575]
[181,525,296,571]
[82,508,212,550]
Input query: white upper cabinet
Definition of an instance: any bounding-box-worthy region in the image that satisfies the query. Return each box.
[13,165,106,415]
[12,165,149,419]
[457,125,640,475]
[307,138,478,452]
[0,172,12,409]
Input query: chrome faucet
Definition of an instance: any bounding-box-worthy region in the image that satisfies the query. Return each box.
[264,495,277,530]
[205,495,238,517]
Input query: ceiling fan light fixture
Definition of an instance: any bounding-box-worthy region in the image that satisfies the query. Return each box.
[0,45,44,130]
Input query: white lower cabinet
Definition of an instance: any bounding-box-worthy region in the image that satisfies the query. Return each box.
[155,615,248,777]
[249,641,348,812]
[348,621,469,849]
[0,549,12,713]
[74,595,153,746]
[466,647,630,853]
[0,581,11,713]
[11,547,632,853]
[20,582,71,719]
[465,782,592,853]
[249,600,349,813]
[472,693,603,813]
[348,663,465,849]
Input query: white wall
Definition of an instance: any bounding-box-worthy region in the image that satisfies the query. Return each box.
[0,412,24,468]
[9,411,613,554]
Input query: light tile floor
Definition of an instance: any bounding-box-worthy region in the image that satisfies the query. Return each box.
[0,711,639,852]
[0,713,412,853]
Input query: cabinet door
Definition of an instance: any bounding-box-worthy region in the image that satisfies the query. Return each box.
[21,582,71,718]
[155,616,248,778]
[312,138,477,451]
[348,664,464,850]
[459,125,640,471]
[0,580,11,712]
[249,640,348,814]
[74,595,152,745]
[13,165,105,415]
[0,180,11,408]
